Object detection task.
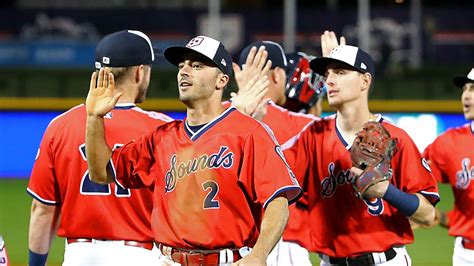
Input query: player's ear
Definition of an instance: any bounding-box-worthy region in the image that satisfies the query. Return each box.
[216,71,229,90]
[134,65,145,84]
[361,72,372,92]
[273,67,286,85]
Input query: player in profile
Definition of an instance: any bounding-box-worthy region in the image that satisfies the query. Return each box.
[422,67,474,266]
[85,35,302,266]
[281,33,440,265]
[27,30,173,266]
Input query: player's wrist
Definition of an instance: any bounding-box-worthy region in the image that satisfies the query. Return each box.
[382,184,420,217]
[29,249,48,266]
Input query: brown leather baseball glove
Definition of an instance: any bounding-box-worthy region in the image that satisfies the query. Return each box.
[350,121,398,199]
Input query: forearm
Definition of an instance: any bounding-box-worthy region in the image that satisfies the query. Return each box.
[86,115,113,184]
[251,196,289,258]
[382,184,435,225]
[28,200,59,254]
[409,193,436,226]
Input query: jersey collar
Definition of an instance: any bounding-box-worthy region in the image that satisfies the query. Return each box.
[471,121,474,134]
[184,106,237,141]
[336,114,383,150]
[113,103,136,110]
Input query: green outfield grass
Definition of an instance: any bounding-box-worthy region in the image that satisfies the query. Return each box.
[0,179,454,266]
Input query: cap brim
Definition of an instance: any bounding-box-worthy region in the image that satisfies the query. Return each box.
[164,46,217,68]
[453,76,473,88]
[309,57,360,76]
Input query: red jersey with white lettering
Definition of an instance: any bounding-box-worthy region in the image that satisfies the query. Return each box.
[423,122,474,240]
[112,107,302,249]
[27,104,172,241]
[282,114,439,257]
[262,101,316,248]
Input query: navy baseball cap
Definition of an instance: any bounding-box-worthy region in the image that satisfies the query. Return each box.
[95,30,158,69]
[453,68,474,88]
[238,41,288,69]
[310,45,375,77]
[164,35,233,76]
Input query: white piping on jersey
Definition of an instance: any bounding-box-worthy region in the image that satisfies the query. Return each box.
[336,114,383,150]
[47,104,84,127]
[256,120,280,146]
[109,157,127,190]
[268,101,318,120]
[280,119,317,150]
[420,190,440,199]
[185,106,236,141]
[131,106,174,122]
[26,187,58,205]
[471,121,474,133]
[115,102,136,107]
[263,185,301,209]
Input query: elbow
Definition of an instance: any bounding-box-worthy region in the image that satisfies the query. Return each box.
[88,171,111,184]
[411,203,436,227]
[423,206,437,226]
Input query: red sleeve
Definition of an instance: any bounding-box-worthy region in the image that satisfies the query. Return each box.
[281,123,315,193]
[238,123,301,208]
[112,129,159,189]
[422,140,449,183]
[392,131,440,205]
[27,124,60,205]
[263,103,315,144]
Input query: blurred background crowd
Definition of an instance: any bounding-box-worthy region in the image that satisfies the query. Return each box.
[0,1,472,265]
[0,0,472,100]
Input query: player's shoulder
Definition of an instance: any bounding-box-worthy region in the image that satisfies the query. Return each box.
[379,115,408,137]
[433,122,473,143]
[46,104,85,129]
[444,122,472,136]
[379,116,420,148]
[226,107,276,136]
[267,101,317,122]
[304,113,334,132]
[130,106,174,122]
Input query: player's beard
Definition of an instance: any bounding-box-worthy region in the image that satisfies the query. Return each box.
[135,81,149,104]
[179,80,215,105]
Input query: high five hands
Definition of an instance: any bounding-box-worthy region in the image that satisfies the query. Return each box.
[86,67,121,118]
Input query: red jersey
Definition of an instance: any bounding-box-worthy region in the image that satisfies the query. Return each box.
[423,122,474,239]
[112,107,302,249]
[27,104,172,241]
[262,101,316,248]
[282,114,439,257]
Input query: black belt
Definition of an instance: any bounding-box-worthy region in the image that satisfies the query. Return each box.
[321,248,397,266]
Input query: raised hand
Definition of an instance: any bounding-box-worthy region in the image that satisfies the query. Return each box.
[233,46,272,93]
[321,30,346,57]
[86,68,122,117]
[231,74,269,117]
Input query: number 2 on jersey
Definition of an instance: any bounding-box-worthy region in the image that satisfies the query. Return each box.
[79,144,130,197]
[202,180,220,209]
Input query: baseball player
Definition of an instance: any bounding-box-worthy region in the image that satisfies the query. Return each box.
[27,30,173,266]
[85,35,302,266]
[422,68,474,266]
[281,38,440,265]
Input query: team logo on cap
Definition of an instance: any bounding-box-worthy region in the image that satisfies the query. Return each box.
[220,58,226,66]
[361,63,367,70]
[187,37,204,47]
